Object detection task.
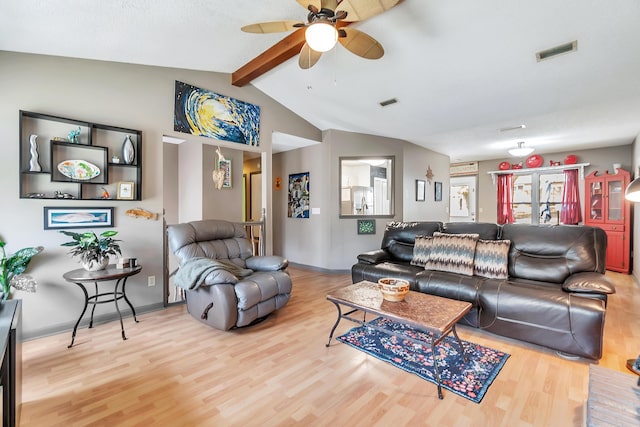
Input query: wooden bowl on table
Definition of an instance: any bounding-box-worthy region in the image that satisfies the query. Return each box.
[378,278,410,302]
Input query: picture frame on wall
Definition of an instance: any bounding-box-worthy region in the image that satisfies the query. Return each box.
[44,207,114,230]
[357,219,376,235]
[435,181,443,202]
[416,179,426,201]
[117,181,135,200]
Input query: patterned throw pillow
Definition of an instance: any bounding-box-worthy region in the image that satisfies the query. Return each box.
[410,235,433,267]
[424,233,479,276]
[473,239,511,279]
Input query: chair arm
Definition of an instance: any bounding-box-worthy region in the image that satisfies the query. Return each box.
[203,269,239,286]
[246,255,289,271]
[357,249,390,265]
[562,272,616,295]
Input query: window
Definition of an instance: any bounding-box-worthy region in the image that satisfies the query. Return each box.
[512,172,565,224]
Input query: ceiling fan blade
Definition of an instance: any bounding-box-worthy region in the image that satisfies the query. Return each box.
[336,0,400,22]
[298,43,323,69]
[321,0,338,9]
[296,0,321,11]
[338,27,384,59]
[241,21,301,34]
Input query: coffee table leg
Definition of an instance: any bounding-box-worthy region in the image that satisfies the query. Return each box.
[451,325,469,362]
[431,342,444,399]
[326,302,343,347]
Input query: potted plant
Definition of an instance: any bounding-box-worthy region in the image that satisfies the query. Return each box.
[0,239,43,300]
[59,230,121,271]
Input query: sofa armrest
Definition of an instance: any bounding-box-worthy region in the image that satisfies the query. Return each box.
[246,255,288,271]
[562,272,616,295]
[203,269,239,286]
[357,249,390,265]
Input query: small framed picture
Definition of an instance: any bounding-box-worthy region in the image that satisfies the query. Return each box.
[357,219,376,235]
[416,179,426,201]
[434,181,443,202]
[117,181,135,200]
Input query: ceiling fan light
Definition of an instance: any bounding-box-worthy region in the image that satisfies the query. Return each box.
[305,22,338,52]
[508,141,534,157]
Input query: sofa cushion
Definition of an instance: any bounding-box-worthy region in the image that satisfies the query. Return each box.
[381,221,442,262]
[410,235,433,267]
[473,239,510,279]
[443,222,501,240]
[424,233,479,276]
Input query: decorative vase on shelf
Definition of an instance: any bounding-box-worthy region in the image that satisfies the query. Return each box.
[122,135,135,165]
[29,134,41,172]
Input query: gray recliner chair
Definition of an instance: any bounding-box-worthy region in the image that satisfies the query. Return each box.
[167,219,292,330]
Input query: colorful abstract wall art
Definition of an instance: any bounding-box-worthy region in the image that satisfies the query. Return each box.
[288,172,310,219]
[174,81,261,146]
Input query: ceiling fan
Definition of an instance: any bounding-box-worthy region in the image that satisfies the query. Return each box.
[241,0,400,69]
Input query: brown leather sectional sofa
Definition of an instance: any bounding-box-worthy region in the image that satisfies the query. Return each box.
[351,221,615,359]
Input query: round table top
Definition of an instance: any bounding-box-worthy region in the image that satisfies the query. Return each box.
[63,265,142,282]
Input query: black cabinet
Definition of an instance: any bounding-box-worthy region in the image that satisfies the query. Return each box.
[19,111,142,201]
[0,300,21,427]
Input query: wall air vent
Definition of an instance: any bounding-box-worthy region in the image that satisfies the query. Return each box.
[536,40,578,62]
[379,98,398,107]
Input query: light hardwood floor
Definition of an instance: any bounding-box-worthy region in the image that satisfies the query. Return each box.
[20,267,640,427]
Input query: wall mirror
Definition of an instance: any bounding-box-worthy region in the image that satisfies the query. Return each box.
[339,156,394,218]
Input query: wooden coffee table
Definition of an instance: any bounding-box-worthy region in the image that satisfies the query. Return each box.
[326,281,472,399]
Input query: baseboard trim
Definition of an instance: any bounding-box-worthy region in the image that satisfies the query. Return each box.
[22,302,165,341]
[288,262,350,275]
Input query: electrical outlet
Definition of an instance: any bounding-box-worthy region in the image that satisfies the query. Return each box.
[148,275,156,287]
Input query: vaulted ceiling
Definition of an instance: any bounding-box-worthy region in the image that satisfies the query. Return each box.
[2,0,640,161]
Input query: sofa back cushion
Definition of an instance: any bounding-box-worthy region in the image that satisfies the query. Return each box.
[443,222,501,240]
[168,220,253,267]
[501,224,605,283]
[424,232,479,276]
[381,221,442,262]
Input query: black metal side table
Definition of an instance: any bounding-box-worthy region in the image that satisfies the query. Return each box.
[63,265,142,348]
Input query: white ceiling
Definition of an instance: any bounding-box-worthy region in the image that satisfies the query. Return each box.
[2,0,640,162]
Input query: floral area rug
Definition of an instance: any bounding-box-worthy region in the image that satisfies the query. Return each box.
[336,317,510,403]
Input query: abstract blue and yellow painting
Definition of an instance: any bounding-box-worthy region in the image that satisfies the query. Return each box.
[174,81,261,146]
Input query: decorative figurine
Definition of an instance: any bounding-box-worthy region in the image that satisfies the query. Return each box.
[101,187,110,199]
[68,127,81,144]
[111,154,121,164]
[29,134,41,172]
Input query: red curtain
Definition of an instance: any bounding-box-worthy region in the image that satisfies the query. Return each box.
[497,174,515,224]
[561,169,582,224]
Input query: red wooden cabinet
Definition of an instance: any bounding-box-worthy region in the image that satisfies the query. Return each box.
[584,169,631,273]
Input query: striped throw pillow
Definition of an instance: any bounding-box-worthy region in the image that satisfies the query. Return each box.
[410,235,433,267]
[424,233,479,276]
[473,239,511,279]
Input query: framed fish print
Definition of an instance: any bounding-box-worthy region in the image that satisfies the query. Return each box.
[43,207,114,230]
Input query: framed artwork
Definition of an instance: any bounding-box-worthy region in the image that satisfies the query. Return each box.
[44,207,114,230]
[117,181,135,200]
[219,159,232,188]
[288,172,310,218]
[174,80,261,146]
[416,179,426,201]
[357,219,376,235]
[435,181,443,202]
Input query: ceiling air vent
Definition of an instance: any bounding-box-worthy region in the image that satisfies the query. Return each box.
[379,98,398,107]
[536,40,578,62]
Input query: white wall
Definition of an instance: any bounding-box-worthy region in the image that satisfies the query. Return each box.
[0,51,320,339]
[631,135,640,283]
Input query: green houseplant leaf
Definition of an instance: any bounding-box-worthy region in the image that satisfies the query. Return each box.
[59,230,121,264]
[0,239,43,300]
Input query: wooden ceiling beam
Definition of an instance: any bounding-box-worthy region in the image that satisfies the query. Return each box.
[231,22,352,87]
[231,28,306,87]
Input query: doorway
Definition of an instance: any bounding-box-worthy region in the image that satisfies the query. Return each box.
[449,176,477,222]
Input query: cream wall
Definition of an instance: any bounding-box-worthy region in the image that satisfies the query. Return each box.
[0,51,320,339]
[631,135,640,283]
